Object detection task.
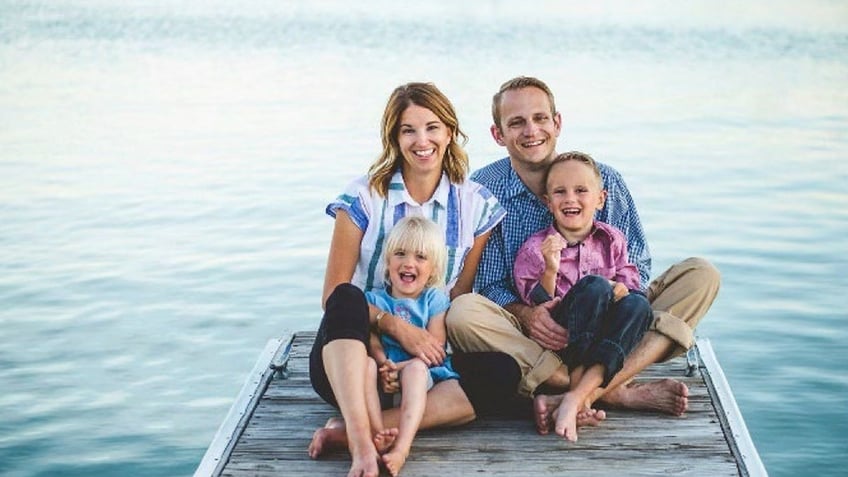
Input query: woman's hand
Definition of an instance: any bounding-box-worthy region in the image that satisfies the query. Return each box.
[389,317,446,366]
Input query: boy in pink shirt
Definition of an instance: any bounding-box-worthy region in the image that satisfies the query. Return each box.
[513,151,652,442]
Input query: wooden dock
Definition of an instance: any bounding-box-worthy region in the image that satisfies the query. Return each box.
[196,331,766,476]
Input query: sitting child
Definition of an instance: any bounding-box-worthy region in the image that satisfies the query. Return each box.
[365,215,458,476]
[513,151,653,442]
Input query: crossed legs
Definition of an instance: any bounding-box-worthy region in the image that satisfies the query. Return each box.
[450,257,721,434]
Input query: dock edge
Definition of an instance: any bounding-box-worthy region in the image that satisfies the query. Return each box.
[194,334,295,477]
[695,337,768,476]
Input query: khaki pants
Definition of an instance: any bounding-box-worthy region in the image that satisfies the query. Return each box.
[447,257,720,397]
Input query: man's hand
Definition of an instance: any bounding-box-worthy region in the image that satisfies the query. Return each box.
[512,300,568,351]
[390,318,446,366]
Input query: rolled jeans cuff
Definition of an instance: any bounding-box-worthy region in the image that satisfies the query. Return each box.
[586,339,626,388]
[519,350,563,398]
[651,310,694,356]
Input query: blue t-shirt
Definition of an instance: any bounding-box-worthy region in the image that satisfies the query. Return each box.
[365,287,459,383]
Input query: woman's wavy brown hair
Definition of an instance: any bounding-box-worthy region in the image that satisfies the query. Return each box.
[368,82,469,196]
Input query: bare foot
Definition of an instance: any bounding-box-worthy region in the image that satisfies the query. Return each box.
[534,394,556,434]
[381,449,408,477]
[309,421,400,459]
[325,416,345,429]
[348,444,380,477]
[552,392,584,441]
[534,394,606,435]
[373,428,398,454]
[308,426,349,458]
[577,408,607,427]
[602,379,689,416]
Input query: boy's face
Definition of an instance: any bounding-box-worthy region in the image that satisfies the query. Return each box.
[387,248,433,299]
[545,160,606,237]
[491,86,562,172]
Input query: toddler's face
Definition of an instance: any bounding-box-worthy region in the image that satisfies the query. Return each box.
[387,248,433,299]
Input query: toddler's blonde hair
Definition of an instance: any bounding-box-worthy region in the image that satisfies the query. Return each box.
[383,216,447,289]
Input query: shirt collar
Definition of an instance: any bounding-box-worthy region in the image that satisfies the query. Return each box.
[387,170,450,208]
[548,221,612,246]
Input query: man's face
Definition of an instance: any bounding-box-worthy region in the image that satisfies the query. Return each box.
[491,86,562,171]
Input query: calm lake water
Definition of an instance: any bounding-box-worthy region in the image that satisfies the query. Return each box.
[2,1,847,476]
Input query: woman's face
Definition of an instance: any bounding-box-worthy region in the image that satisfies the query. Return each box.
[397,104,450,179]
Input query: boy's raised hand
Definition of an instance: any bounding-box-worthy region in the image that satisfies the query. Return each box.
[541,234,566,271]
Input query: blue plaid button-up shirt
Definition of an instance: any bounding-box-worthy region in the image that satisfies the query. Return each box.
[471,158,651,307]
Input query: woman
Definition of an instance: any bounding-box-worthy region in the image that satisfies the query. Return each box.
[307,82,513,477]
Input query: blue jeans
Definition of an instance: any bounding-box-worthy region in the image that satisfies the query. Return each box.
[551,275,652,387]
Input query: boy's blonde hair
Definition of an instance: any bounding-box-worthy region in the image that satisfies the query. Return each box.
[383,216,447,289]
[544,151,603,191]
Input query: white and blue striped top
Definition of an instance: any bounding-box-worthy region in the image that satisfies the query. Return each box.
[327,170,506,293]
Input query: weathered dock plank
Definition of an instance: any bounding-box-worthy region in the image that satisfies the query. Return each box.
[197,332,766,476]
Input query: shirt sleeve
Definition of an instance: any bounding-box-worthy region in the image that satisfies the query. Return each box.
[325,175,371,232]
[426,288,451,317]
[475,223,523,307]
[365,290,392,311]
[471,183,506,238]
[607,227,642,291]
[512,238,547,306]
[598,166,652,287]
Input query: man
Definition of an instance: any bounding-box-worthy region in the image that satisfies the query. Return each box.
[447,76,720,436]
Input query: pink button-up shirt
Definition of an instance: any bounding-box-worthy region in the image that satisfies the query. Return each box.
[513,222,641,306]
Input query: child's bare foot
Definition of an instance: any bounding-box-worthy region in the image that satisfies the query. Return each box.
[308,426,347,458]
[349,445,380,477]
[553,393,583,442]
[601,379,689,416]
[533,394,606,435]
[381,449,409,477]
[373,428,398,454]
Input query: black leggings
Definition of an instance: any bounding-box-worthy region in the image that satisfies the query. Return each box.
[309,283,529,417]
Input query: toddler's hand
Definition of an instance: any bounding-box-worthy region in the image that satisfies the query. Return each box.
[379,360,400,394]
